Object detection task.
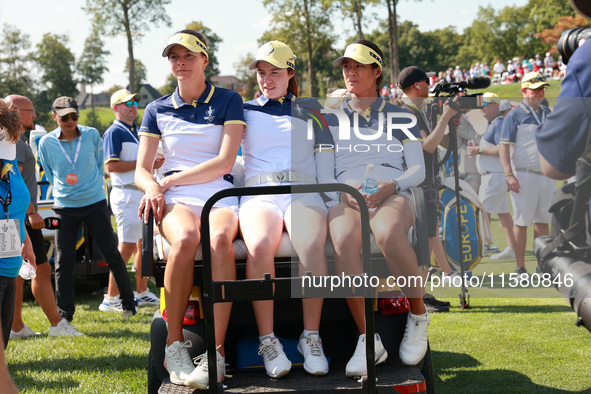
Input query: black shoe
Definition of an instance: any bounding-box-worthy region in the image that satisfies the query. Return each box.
[425,303,449,313]
[424,293,451,307]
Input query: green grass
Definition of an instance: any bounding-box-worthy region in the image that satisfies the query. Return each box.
[7,216,591,393]
[472,79,563,102]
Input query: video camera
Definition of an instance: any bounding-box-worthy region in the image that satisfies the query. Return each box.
[429,75,491,112]
[557,27,591,65]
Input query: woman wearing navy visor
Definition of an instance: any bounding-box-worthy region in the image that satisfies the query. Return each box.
[239,41,329,378]
[135,30,245,389]
[317,40,429,375]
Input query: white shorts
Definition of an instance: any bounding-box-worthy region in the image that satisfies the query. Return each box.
[510,172,555,226]
[478,173,510,214]
[174,203,239,218]
[239,186,327,219]
[110,187,143,243]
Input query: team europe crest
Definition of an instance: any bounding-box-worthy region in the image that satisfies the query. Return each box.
[204,106,215,122]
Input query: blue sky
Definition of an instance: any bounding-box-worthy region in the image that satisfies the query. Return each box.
[0,0,529,91]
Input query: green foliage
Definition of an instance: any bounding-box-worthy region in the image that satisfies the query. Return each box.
[78,24,110,91]
[0,24,35,98]
[158,74,177,96]
[262,0,336,96]
[84,0,172,92]
[125,58,147,92]
[185,21,223,80]
[35,33,78,99]
[234,53,258,100]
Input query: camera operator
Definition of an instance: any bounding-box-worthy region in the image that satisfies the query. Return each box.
[397,66,459,312]
[536,0,591,180]
[499,72,553,276]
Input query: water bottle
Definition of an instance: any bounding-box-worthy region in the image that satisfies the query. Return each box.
[362,163,378,195]
[467,140,475,147]
[19,259,37,280]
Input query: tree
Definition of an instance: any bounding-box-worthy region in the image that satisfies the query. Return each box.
[334,0,379,40]
[0,24,34,98]
[36,33,78,99]
[78,23,110,112]
[125,58,147,92]
[234,53,258,100]
[84,0,171,94]
[185,21,222,80]
[262,0,336,97]
[535,15,590,54]
[159,74,177,96]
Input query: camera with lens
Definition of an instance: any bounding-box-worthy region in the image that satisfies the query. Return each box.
[429,75,491,112]
[557,27,591,65]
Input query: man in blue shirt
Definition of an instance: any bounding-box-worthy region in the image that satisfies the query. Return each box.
[38,97,137,321]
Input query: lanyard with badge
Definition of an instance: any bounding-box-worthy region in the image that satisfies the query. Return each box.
[520,102,546,126]
[115,120,139,144]
[0,161,22,258]
[55,133,82,185]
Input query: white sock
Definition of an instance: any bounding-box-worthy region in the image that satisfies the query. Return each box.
[302,329,319,337]
[260,332,275,342]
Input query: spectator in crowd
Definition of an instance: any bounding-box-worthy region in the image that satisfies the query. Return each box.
[467,94,516,261]
[135,29,245,389]
[482,62,491,76]
[493,59,505,76]
[37,97,137,322]
[499,72,553,275]
[397,65,460,312]
[320,40,429,373]
[100,89,161,313]
[453,65,463,82]
[0,98,35,348]
[516,62,525,81]
[6,95,83,338]
[543,52,554,71]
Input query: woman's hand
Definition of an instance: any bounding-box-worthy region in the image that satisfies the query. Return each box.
[340,185,362,211]
[467,145,479,158]
[365,181,398,209]
[139,182,166,225]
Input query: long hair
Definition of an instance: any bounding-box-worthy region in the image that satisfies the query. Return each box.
[0,99,21,143]
[288,69,299,97]
[353,39,384,97]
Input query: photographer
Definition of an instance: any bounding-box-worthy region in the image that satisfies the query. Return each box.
[536,0,591,180]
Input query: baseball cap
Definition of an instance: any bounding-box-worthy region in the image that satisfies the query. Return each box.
[499,99,512,111]
[110,89,142,107]
[333,43,383,70]
[482,92,500,105]
[397,66,435,89]
[162,32,208,58]
[52,96,78,117]
[249,41,297,70]
[521,72,550,89]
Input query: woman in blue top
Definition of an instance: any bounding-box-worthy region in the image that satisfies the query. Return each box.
[240,41,329,378]
[0,98,35,348]
[318,40,429,375]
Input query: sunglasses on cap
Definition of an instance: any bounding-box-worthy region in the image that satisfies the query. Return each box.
[122,101,139,108]
[60,113,79,122]
[525,75,547,83]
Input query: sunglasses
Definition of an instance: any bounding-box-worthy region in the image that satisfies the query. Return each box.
[525,75,546,83]
[123,101,139,107]
[60,113,79,122]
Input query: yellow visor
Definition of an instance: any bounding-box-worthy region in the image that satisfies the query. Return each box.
[333,43,383,70]
[162,33,208,58]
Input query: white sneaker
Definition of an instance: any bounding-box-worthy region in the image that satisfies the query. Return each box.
[134,289,160,306]
[399,312,430,366]
[98,294,123,312]
[164,340,195,386]
[345,333,388,378]
[258,336,292,378]
[297,332,328,376]
[490,247,516,261]
[10,325,40,340]
[48,318,85,337]
[184,350,225,390]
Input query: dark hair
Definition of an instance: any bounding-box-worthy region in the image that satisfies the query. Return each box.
[0,99,21,143]
[353,39,384,97]
[176,29,209,51]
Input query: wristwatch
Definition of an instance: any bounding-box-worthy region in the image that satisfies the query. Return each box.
[393,180,401,194]
[478,146,482,155]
